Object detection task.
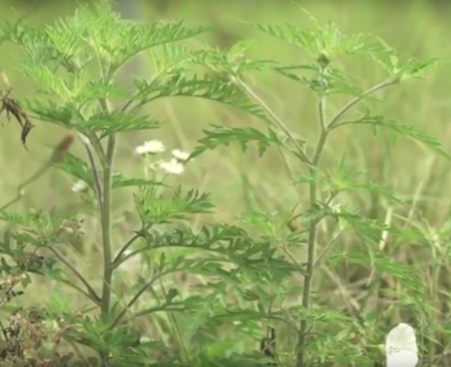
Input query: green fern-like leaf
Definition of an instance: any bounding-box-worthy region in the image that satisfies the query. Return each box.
[255,20,381,61]
[111,173,166,189]
[23,99,80,128]
[193,41,271,76]
[134,74,272,124]
[78,110,162,138]
[372,38,438,80]
[191,125,280,159]
[359,114,451,161]
[134,186,215,224]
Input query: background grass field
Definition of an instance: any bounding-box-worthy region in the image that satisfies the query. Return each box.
[1,0,451,365]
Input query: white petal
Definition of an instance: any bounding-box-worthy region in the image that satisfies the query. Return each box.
[135,140,165,155]
[386,350,418,367]
[171,149,190,161]
[386,323,418,354]
[160,158,184,175]
[386,323,418,367]
[135,145,148,155]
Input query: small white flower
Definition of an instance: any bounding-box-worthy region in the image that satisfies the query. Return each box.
[135,140,165,155]
[71,180,88,193]
[171,149,190,162]
[160,158,184,175]
[385,323,418,367]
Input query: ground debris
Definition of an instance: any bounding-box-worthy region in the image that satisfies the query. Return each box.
[0,88,35,149]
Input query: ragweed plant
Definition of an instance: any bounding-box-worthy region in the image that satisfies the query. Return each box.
[0,1,296,366]
[0,2,449,367]
[190,11,450,367]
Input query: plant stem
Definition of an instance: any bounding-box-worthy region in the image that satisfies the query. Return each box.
[78,133,103,207]
[0,159,53,212]
[296,76,328,366]
[233,76,311,164]
[295,132,327,367]
[111,224,152,269]
[295,76,398,366]
[48,246,101,305]
[100,133,116,317]
[327,78,397,130]
[97,98,116,319]
[110,269,171,329]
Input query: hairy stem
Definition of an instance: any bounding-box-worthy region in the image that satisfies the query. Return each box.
[98,99,116,318]
[100,134,116,316]
[296,89,328,367]
[295,76,398,367]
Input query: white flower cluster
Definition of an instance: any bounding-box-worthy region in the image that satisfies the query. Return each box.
[385,323,418,367]
[134,140,165,155]
[71,139,191,193]
[71,180,88,193]
[134,140,190,175]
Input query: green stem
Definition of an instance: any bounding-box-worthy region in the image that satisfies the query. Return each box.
[158,278,191,363]
[327,78,398,130]
[233,76,311,165]
[100,133,116,317]
[295,76,398,366]
[78,133,103,207]
[296,72,328,366]
[295,126,328,367]
[97,98,116,319]
[111,224,151,269]
[0,159,53,212]
[109,269,172,329]
[48,246,101,305]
